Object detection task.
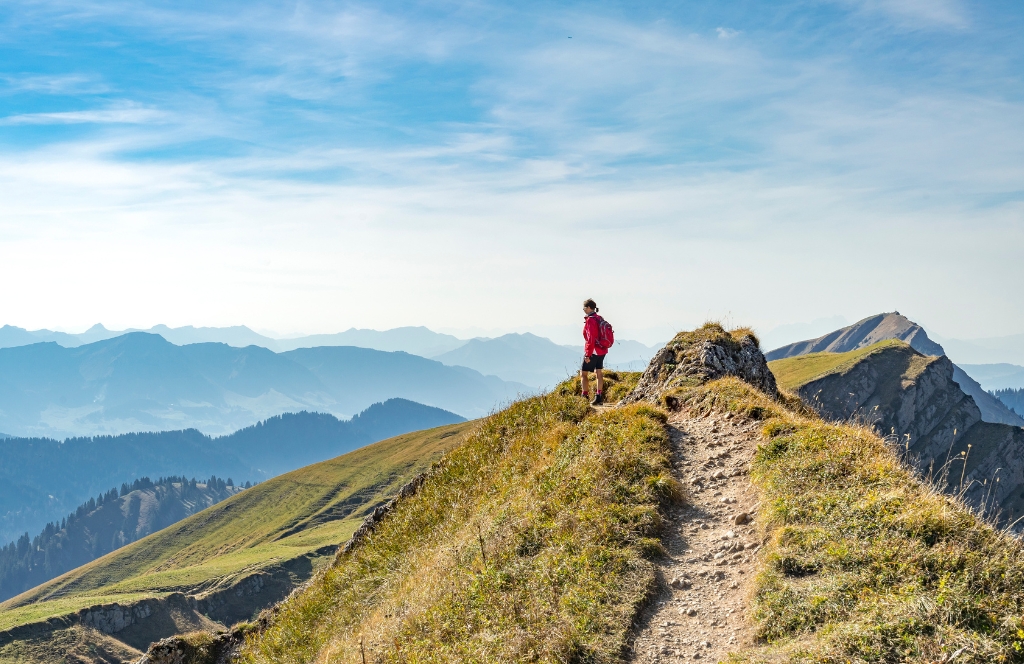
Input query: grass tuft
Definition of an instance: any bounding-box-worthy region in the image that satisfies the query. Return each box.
[240,387,675,664]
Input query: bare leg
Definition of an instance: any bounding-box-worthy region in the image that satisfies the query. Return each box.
[596,369,604,393]
[581,370,591,394]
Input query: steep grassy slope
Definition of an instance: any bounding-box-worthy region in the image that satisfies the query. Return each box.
[768,339,906,391]
[132,325,1024,664]
[240,375,678,664]
[0,421,474,635]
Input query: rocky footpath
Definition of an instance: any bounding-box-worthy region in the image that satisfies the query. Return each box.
[629,412,763,663]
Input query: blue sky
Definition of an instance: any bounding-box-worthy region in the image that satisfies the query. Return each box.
[0,0,1021,343]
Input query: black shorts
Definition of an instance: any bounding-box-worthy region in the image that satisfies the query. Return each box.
[581,354,605,372]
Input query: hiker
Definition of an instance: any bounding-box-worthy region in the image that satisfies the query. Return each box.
[581,298,613,405]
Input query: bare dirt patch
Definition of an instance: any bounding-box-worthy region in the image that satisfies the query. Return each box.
[629,412,763,663]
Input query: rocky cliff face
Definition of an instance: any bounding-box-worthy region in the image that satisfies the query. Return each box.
[624,323,777,404]
[789,342,1024,527]
[0,546,334,664]
[766,312,1024,427]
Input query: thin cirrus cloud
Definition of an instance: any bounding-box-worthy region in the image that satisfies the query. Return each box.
[0,104,168,126]
[0,0,1021,338]
[846,0,970,29]
[0,73,109,95]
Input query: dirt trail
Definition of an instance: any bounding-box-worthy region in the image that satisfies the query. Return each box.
[628,412,763,663]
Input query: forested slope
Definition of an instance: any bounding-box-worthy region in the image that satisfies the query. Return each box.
[0,476,242,602]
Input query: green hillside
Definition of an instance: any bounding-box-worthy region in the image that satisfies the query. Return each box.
[241,373,675,663]
[0,421,474,635]
[768,338,910,391]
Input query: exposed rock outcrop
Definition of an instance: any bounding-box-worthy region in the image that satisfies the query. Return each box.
[623,323,777,405]
[0,546,336,662]
[794,350,980,454]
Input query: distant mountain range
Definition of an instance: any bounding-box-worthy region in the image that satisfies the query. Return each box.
[766,312,1024,427]
[960,363,1024,391]
[0,323,467,357]
[0,333,516,438]
[993,389,1024,417]
[938,333,1024,366]
[0,324,658,389]
[0,400,464,546]
[430,332,655,388]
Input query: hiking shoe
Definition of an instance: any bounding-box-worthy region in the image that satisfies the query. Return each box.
[592,393,605,405]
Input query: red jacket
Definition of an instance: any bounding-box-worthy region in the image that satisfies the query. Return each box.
[583,314,609,357]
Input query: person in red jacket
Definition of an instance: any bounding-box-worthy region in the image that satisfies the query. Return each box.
[581,298,609,404]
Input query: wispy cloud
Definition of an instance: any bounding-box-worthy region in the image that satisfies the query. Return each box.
[842,0,970,30]
[1,73,109,95]
[0,104,168,126]
[0,0,1020,337]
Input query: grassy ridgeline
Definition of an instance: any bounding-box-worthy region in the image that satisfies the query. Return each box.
[241,376,679,664]
[662,377,1024,663]
[767,339,908,392]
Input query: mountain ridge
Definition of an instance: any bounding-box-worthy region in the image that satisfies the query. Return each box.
[766,312,1024,427]
[0,476,243,603]
[0,333,516,438]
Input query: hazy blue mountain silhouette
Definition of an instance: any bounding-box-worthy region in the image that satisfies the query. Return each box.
[960,363,1024,391]
[433,333,581,388]
[277,326,466,356]
[0,333,521,437]
[433,333,659,388]
[0,400,464,546]
[284,346,530,414]
[0,323,466,357]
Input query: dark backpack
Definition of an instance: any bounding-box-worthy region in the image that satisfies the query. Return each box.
[594,315,615,349]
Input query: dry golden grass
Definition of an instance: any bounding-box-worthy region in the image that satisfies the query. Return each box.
[239,388,678,664]
[559,370,643,404]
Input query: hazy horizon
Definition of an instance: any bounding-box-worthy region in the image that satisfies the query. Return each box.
[4,313,1021,352]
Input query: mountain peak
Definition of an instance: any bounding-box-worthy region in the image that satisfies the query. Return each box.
[765,312,944,360]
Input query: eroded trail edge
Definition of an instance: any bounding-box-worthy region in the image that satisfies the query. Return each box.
[630,412,763,663]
